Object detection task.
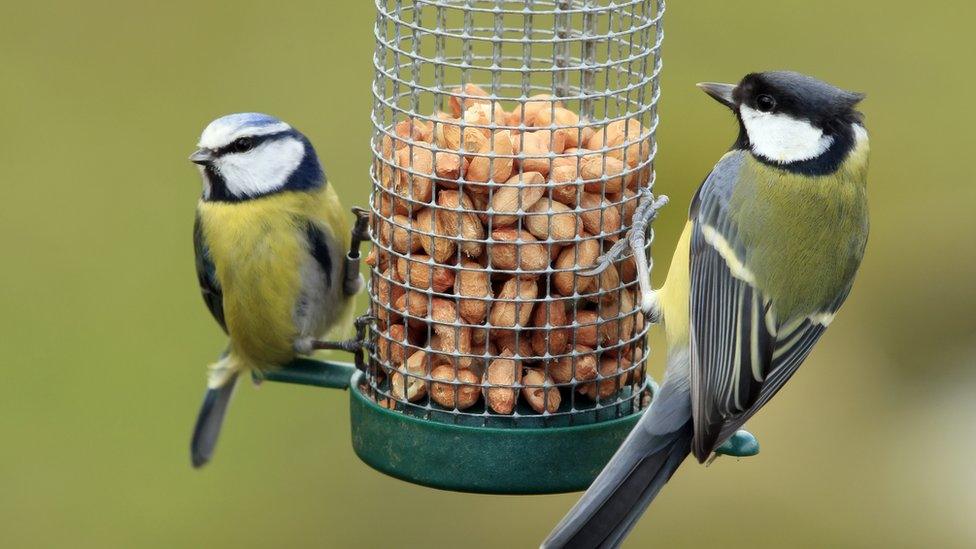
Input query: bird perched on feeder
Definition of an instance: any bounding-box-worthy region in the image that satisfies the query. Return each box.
[543,71,870,548]
[188,113,369,468]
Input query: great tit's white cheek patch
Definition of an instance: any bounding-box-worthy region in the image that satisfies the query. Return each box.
[740,106,834,163]
[218,137,305,198]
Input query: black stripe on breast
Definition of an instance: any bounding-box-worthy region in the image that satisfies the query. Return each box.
[305,223,333,288]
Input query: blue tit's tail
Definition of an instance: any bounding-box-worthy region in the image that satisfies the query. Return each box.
[190,354,242,468]
[542,351,694,549]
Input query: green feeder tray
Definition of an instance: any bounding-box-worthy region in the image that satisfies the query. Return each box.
[264,358,759,494]
[263,358,649,495]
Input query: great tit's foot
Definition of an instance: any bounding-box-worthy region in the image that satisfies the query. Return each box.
[644,290,662,323]
[713,429,760,460]
[311,338,364,354]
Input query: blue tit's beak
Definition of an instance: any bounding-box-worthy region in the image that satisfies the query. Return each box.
[697,82,736,109]
[189,148,215,165]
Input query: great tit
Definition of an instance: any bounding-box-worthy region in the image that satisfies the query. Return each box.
[188,113,368,468]
[543,71,869,548]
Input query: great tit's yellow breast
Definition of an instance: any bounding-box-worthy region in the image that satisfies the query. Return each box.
[658,221,693,347]
[198,193,318,367]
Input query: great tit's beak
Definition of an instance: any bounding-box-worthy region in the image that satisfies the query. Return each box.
[697,82,736,109]
[189,148,215,165]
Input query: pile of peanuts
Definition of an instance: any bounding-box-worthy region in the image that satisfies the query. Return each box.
[367,84,653,415]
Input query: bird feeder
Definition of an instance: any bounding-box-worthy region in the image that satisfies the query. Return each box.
[269,0,669,495]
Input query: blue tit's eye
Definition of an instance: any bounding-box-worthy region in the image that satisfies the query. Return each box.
[230,137,254,153]
[756,94,776,112]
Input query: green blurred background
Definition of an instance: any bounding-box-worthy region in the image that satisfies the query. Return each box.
[1,1,973,547]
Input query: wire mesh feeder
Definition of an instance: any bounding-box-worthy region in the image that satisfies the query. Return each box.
[355,0,667,494]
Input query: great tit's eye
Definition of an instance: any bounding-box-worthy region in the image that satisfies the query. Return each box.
[230,137,254,153]
[756,94,776,112]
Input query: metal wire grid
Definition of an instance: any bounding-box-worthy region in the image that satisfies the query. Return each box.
[365,0,664,427]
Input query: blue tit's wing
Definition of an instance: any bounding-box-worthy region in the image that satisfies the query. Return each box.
[304,222,334,289]
[193,214,226,333]
[688,152,832,462]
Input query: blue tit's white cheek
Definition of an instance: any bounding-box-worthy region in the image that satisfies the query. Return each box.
[739,106,834,163]
[198,120,291,150]
[216,137,305,198]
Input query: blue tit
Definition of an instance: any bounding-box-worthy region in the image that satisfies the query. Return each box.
[544,71,870,548]
[188,113,367,468]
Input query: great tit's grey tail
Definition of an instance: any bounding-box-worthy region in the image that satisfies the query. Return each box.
[543,350,694,549]
[190,369,239,468]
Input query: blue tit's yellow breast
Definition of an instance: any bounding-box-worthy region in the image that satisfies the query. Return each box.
[198,192,321,367]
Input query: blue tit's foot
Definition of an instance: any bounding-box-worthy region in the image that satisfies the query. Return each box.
[344,207,371,296]
[354,314,376,332]
[351,206,370,242]
[311,338,364,354]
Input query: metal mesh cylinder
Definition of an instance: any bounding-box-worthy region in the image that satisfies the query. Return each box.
[366,0,664,427]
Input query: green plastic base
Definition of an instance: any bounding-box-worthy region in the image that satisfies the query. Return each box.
[349,371,643,494]
[264,358,758,494]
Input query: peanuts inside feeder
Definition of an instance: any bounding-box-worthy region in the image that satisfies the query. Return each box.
[362,0,667,493]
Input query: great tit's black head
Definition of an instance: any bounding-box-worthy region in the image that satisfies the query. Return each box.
[733,71,864,130]
[189,113,324,202]
[698,71,866,173]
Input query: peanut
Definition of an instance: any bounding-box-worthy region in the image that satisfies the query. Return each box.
[521,130,567,174]
[394,117,433,144]
[489,276,538,329]
[434,113,462,150]
[525,198,577,241]
[489,171,546,226]
[580,155,630,194]
[552,238,600,295]
[391,350,429,402]
[578,357,624,401]
[395,254,455,292]
[484,350,521,414]
[386,214,423,254]
[449,83,491,118]
[578,192,622,237]
[436,191,484,258]
[493,329,535,361]
[455,260,491,324]
[488,228,548,272]
[415,207,456,263]
[430,366,481,410]
[467,130,515,184]
[522,369,560,414]
[551,344,599,384]
[585,118,651,169]
[531,295,569,357]
[511,94,563,127]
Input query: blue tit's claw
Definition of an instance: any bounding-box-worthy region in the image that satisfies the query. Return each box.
[312,338,364,354]
[714,430,760,458]
[351,206,371,240]
[355,314,377,331]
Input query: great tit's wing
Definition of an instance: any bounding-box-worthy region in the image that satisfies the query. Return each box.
[193,214,227,333]
[688,151,834,462]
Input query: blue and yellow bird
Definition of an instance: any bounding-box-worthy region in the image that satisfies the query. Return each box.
[188,113,368,468]
[544,71,870,548]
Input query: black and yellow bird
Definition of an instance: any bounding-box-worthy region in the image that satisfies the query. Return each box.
[544,71,870,548]
[188,113,368,468]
